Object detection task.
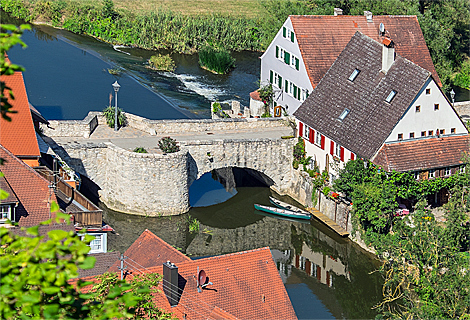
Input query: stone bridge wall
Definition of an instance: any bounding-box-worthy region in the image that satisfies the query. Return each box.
[51,137,296,216]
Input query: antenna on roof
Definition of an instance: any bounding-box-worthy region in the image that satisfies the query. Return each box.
[379,23,385,35]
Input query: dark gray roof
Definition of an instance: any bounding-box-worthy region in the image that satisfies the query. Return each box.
[77,251,120,278]
[294,32,431,159]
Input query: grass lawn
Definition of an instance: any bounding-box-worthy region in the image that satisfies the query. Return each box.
[113,0,264,18]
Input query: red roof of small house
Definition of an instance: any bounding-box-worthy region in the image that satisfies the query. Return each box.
[0,71,40,159]
[250,90,262,101]
[108,229,191,273]
[372,135,470,172]
[290,15,441,89]
[0,145,57,226]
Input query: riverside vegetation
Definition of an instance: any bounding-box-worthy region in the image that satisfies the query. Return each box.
[1,0,469,89]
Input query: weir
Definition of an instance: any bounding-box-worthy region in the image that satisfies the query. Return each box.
[42,112,298,216]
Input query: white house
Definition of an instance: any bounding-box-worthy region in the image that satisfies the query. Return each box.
[259,11,440,115]
[293,32,468,183]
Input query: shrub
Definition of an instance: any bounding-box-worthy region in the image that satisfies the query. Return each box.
[148,54,176,72]
[133,147,147,153]
[212,102,222,113]
[102,106,127,128]
[198,45,235,74]
[158,137,179,153]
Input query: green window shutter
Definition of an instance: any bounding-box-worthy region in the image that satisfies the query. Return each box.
[270,70,273,83]
[306,91,309,98]
[291,31,294,42]
[285,80,288,93]
[293,85,297,99]
[278,75,282,89]
[275,46,279,58]
[295,57,299,70]
[283,27,286,38]
[284,51,290,65]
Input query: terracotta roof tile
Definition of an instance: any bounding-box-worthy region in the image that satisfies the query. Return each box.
[373,135,470,172]
[290,15,441,88]
[0,72,40,158]
[0,145,57,226]
[0,175,18,204]
[78,252,121,278]
[294,32,430,159]
[250,90,262,101]
[108,229,190,272]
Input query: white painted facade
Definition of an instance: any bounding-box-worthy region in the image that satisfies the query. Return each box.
[260,17,313,115]
[386,78,467,143]
[296,120,355,178]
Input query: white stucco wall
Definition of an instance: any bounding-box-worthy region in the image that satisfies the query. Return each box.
[386,78,468,142]
[260,17,313,115]
[296,119,355,177]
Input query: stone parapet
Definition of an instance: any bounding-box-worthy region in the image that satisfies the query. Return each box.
[41,112,99,138]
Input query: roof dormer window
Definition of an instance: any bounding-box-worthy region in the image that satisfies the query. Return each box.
[385,90,396,103]
[348,69,360,81]
[338,108,350,121]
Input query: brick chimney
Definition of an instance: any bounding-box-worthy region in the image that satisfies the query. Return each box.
[163,261,179,307]
[364,11,373,22]
[381,37,395,73]
[334,8,343,16]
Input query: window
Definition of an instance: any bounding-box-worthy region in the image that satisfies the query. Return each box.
[461,166,466,174]
[421,131,426,137]
[385,90,396,103]
[439,129,445,135]
[398,133,403,140]
[429,169,435,179]
[426,88,431,95]
[434,104,439,111]
[428,130,433,136]
[304,125,310,140]
[409,132,415,138]
[315,132,322,146]
[0,206,11,222]
[335,143,341,157]
[90,235,102,251]
[451,128,456,134]
[415,105,421,112]
[338,108,350,121]
[348,69,360,81]
[445,167,451,176]
[282,27,295,42]
[414,171,420,180]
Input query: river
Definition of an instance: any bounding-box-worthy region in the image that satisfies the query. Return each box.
[5,15,384,319]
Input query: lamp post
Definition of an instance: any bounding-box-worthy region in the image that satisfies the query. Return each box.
[112,81,121,131]
[450,89,455,108]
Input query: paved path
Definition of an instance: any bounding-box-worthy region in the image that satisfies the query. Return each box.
[51,124,294,154]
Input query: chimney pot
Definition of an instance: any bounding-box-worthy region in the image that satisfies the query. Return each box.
[334,8,343,16]
[364,11,373,22]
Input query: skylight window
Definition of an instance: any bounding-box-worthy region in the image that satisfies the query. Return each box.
[338,108,350,121]
[348,69,360,81]
[385,90,396,103]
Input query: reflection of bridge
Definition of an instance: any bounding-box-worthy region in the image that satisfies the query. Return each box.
[42,113,295,215]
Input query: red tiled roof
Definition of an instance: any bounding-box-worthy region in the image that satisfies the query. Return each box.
[108,229,190,272]
[0,71,40,158]
[372,135,470,172]
[290,15,441,88]
[250,90,262,101]
[0,145,57,226]
[149,247,296,320]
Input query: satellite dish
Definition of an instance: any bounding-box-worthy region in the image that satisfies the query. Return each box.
[198,269,207,286]
[379,23,385,34]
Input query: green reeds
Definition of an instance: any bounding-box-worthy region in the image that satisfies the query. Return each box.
[198,45,235,74]
[148,54,176,72]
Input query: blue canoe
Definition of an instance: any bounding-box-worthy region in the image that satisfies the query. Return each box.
[254,203,311,220]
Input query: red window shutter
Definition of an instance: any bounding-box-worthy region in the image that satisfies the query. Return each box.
[309,128,314,143]
[340,147,345,162]
[351,153,355,160]
[321,135,325,150]
[299,122,303,137]
[330,141,334,155]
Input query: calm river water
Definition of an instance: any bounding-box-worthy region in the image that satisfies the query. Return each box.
[5,14,384,318]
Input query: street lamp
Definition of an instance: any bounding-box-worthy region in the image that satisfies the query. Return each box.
[112,81,121,131]
[450,89,455,108]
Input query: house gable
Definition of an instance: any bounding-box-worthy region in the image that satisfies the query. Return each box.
[386,77,468,143]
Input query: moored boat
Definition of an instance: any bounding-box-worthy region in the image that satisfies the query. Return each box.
[254,203,311,220]
[269,196,309,214]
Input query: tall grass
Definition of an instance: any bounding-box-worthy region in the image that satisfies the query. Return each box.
[0,0,265,53]
[198,46,235,74]
[148,54,175,71]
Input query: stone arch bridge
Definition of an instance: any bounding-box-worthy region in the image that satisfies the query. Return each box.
[43,113,299,215]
